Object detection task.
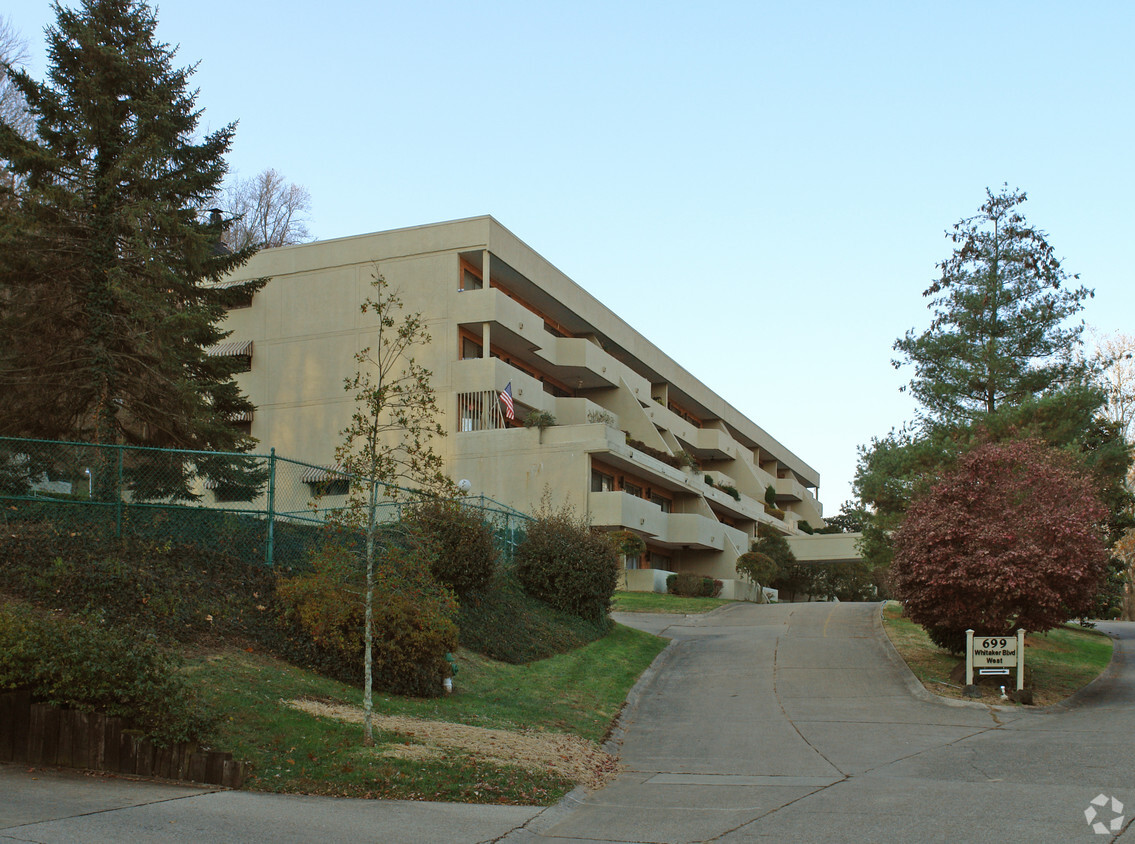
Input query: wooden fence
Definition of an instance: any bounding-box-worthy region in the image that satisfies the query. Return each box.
[0,690,245,787]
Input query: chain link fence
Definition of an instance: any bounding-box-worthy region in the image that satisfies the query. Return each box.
[0,437,530,570]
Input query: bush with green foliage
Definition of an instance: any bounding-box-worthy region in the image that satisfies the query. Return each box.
[457,559,608,663]
[0,521,277,643]
[587,409,616,426]
[524,410,557,429]
[767,559,876,602]
[515,502,619,624]
[276,538,459,697]
[0,603,212,745]
[675,450,700,472]
[764,485,778,506]
[405,500,499,596]
[735,551,778,586]
[666,572,723,598]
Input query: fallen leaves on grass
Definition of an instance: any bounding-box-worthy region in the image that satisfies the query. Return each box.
[286,698,619,790]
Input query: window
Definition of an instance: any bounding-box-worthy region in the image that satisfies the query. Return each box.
[206,340,253,373]
[623,482,642,498]
[625,554,642,570]
[461,336,482,360]
[650,493,672,513]
[460,268,483,291]
[591,470,614,493]
[306,479,350,496]
[648,551,671,569]
[213,484,255,503]
[226,290,255,309]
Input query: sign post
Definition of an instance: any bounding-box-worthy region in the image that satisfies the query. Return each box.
[966,628,1025,691]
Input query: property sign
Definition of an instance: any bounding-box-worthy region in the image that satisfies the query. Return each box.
[965,629,1026,690]
[972,635,1018,668]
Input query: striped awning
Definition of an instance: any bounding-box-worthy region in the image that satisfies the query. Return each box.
[228,410,254,423]
[206,340,253,358]
[300,464,350,484]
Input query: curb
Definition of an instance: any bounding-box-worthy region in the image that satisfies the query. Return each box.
[876,604,1125,715]
[500,624,682,841]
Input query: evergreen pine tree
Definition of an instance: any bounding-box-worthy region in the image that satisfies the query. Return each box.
[892,185,1092,423]
[0,0,263,451]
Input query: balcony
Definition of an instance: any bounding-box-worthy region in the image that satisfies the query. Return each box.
[774,475,807,503]
[537,337,619,389]
[661,513,728,550]
[589,491,669,539]
[589,492,732,551]
[451,358,551,415]
[454,288,548,351]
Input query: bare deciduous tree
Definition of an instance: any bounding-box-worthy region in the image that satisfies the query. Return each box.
[221,168,313,251]
[0,15,33,140]
[334,269,453,744]
[1090,330,1135,444]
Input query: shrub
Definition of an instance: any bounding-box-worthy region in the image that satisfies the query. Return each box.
[524,410,557,429]
[0,603,212,745]
[370,543,460,696]
[276,537,459,697]
[735,551,778,586]
[0,522,276,644]
[587,409,616,426]
[405,500,499,596]
[764,484,778,506]
[457,559,608,663]
[609,529,646,559]
[675,450,700,472]
[515,501,619,624]
[666,572,722,598]
[719,484,741,501]
[275,540,365,657]
[797,520,814,535]
[891,439,1109,646]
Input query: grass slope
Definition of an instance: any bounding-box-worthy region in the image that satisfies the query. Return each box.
[610,591,731,614]
[190,624,666,804]
[881,602,1112,706]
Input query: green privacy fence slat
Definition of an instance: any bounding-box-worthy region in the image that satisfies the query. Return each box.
[0,437,530,569]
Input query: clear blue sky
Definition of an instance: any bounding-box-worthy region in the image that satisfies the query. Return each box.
[6,1,1133,512]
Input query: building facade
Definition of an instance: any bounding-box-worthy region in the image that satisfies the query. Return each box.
[214,216,827,591]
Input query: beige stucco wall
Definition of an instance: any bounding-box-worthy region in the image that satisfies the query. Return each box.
[784,533,863,563]
[217,216,842,583]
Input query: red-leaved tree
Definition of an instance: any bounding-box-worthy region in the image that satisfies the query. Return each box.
[891,438,1108,652]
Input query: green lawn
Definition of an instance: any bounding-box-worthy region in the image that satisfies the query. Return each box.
[188,622,667,804]
[880,602,1113,706]
[610,591,732,614]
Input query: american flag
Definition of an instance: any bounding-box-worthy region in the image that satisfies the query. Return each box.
[500,382,515,420]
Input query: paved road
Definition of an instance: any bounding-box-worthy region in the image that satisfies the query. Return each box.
[508,602,1135,843]
[3,602,1133,843]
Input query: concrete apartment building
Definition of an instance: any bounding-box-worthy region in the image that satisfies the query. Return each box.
[213,216,832,594]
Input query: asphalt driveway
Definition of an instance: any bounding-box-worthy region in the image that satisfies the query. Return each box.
[512,602,1135,843]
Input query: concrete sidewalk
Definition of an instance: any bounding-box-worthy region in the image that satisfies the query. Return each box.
[0,763,543,843]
